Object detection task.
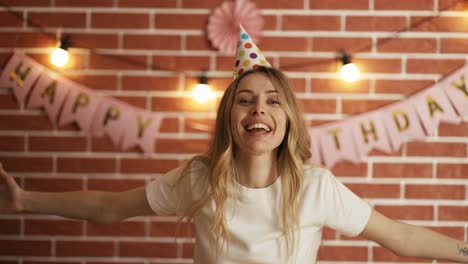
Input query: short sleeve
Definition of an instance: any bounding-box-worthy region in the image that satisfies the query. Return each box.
[321,170,371,237]
[145,165,192,216]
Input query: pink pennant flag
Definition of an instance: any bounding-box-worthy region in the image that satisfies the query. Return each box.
[27,70,71,124]
[90,98,134,147]
[316,121,360,168]
[0,52,43,105]
[440,64,468,116]
[350,111,392,157]
[121,110,162,154]
[381,101,426,151]
[413,84,460,136]
[307,128,322,165]
[59,84,101,133]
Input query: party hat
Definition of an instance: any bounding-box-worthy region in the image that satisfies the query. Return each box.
[234,24,271,78]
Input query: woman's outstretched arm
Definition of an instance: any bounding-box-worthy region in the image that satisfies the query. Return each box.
[0,163,154,224]
[361,209,468,263]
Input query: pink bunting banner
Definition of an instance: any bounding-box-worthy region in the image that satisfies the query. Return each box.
[440,64,468,116]
[0,52,43,105]
[27,70,71,124]
[121,110,162,154]
[350,111,392,157]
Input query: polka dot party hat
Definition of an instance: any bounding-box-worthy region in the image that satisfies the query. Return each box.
[234,24,271,78]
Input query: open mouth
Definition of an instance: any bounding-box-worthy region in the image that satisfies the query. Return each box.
[245,123,272,133]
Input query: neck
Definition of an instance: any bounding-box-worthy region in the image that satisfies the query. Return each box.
[234,151,278,188]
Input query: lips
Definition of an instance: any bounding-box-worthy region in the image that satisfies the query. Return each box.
[244,122,272,132]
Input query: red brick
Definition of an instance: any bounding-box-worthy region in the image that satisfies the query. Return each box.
[182,242,194,258]
[346,183,400,198]
[68,33,118,49]
[25,219,83,236]
[160,117,179,133]
[374,79,434,95]
[342,99,396,114]
[439,122,468,137]
[89,54,147,70]
[322,227,336,240]
[263,15,278,30]
[28,12,86,28]
[0,11,23,27]
[299,98,336,114]
[182,0,227,8]
[185,117,215,133]
[437,163,468,179]
[312,37,372,52]
[368,148,404,157]
[256,0,304,9]
[0,0,49,6]
[317,245,368,261]
[441,38,468,53]
[88,179,145,192]
[156,139,209,154]
[118,0,176,8]
[55,0,114,7]
[29,136,87,152]
[90,136,132,153]
[407,142,466,157]
[121,76,179,91]
[119,241,177,257]
[187,35,216,51]
[405,184,465,200]
[113,95,147,109]
[87,221,145,236]
[0,135,24,151]
[57,157,117,173]
[354,58,402,73]
[411,16,468,33]
[406,59,465,74]
[151,97,211,112]
[0,114,52,131]
[155,14,208,30]
[120,159,179,174]
[373,246,431,262]
[216,55,238,71]
[24,178,83,192]
[283,15,340,31]
[56,241,114,257]
[346,16,406,31]
[426,226,465,240]
[0,219,20,235]
[0,93,20,109]
[152,55,210,71]
[373,163,432,178]
[311,78,369,94]
[279,57,336,72]
[64,74,118,91]
[377,38,437,53]
[261,36,309,52]
[0,32,55,48]
[288,78,306,93]
[375,0,433,10]
[375,205,434,220]
[310,0,368,9]
[24,261,81,264]
[439,206,468,221]
[0,157,53,172]
[150,221,195,237]
[185,76,232,93]
[0,240,51,256]
[330,161,367,177]
[92,13,149,29]
[123,34,181,50]
[439,0,468,11]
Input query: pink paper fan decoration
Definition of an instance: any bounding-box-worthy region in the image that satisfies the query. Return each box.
[207,0,264,55]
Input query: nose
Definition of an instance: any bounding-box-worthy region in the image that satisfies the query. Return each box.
[252,100,265,115]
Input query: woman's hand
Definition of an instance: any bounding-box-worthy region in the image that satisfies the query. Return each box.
[0,163,24,213]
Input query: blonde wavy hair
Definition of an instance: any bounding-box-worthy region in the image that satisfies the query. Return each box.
[178,66,312,257]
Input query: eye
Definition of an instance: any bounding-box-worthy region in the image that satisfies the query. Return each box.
[238,98,254,105]
[268,99,280,105]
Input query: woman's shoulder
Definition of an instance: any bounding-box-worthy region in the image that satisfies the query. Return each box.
[302,163,334,185]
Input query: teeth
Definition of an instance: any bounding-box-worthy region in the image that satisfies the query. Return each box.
[246,123,271,132]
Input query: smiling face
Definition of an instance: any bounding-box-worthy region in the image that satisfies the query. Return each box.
[230,73,288,157]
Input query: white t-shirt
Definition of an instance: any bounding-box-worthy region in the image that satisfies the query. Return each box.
[146,163,371,264]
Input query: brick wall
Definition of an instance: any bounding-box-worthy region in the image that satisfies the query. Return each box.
[0,0,467,263]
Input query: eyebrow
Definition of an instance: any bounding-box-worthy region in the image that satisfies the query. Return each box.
[237,89,278,94]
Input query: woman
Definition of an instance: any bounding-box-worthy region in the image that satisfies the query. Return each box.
[1,66,467,263]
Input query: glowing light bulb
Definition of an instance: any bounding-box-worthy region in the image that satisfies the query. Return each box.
[50,47,69,67]
[340,63,360,82]
[192,83,213,103]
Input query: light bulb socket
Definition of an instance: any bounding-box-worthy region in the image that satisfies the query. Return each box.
[340,52,352,65]
[59,35,72,50]
[199,70,208,84]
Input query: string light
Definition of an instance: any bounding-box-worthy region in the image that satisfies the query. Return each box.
[339,51,360,83]
[192,71,214,103]
[50,35,71,67]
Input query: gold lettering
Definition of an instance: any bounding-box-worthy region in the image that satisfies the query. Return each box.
[327,128,341,150]
[72,93,89,113]
[137,116,152,138]
[9,62,31,87]
[392,110,410,132]
[426,95,444,118]
[360,120,378,143]
[40,80,57,104]
[451,75,468,97]
[103,105,120,126]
